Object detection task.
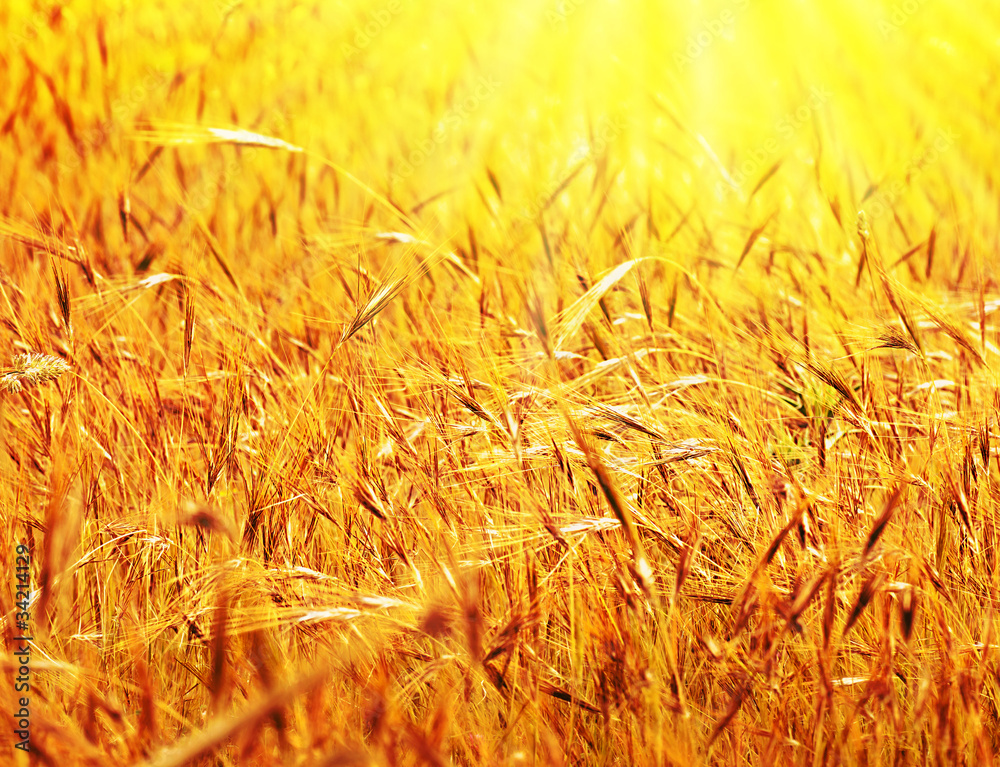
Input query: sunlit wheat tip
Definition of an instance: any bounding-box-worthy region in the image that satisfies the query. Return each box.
[131,123,303,153]
[0,352,72,394]
[857,210,872,240]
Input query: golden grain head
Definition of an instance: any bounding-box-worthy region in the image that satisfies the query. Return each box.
[0,352,72,393]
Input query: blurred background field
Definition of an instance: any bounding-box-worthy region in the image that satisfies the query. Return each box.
[1,1,1000,764]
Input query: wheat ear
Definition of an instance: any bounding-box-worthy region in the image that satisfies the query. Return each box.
[0,352,72,394]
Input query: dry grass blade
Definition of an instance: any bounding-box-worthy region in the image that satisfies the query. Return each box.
[564,409,653,595]
[195,219,242,295]
[538,158,590,217]
[925,225,936,278]
[0,216,86,266]
[890,239,928,269]
[844,571,886,635]
[537,682,601,714]
[950,475,975,537]
[636,264,653,329]
[749,160,783,201]
[865,484,904,555]
[899,583,918,642]
[823,559,839,648]
[674,525,702,603]
[787,570,828,627]
[553,259,641,351]
[726,439,762,512]
[693,131,738,191]
[762,508,807,566]
[132,122,418,233]
[709,681,749,746]
[132,122,303,152]
[183,285,196,372]
[139,666,331,767]
[376,233,480,284]
[734,211,775,271]
[923,303,985,365]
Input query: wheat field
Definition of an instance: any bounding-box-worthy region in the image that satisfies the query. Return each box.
[1,1,999,764]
